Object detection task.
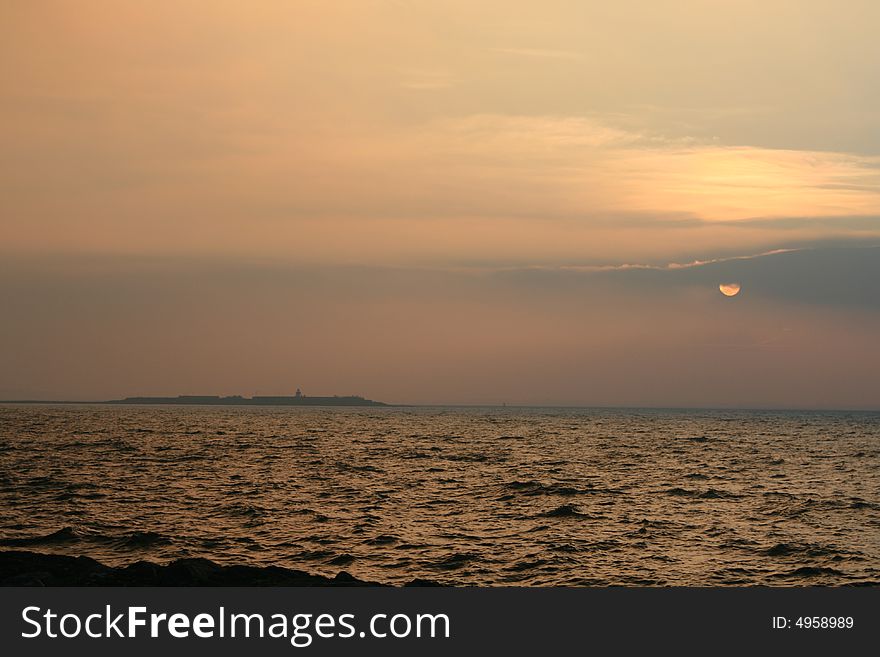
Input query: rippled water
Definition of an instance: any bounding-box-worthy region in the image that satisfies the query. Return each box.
[1,404,878,585]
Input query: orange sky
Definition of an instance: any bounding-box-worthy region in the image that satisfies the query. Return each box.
[1,2,879,406]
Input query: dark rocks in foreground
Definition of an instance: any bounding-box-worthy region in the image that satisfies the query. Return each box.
[0,551,439,587]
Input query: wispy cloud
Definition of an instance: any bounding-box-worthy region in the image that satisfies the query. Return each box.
[399,68,457,90]
[410,114,880,223]
[460,248,803,275]
[552,248,802,272]
[5,103,880,266]
[3,1,880,267]
[487,47,583,60]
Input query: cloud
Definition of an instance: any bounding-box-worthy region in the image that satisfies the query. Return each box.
[493,245,880,312]
[6,104,880,268]
[531,248,802,273]
[399,68,457,90]
[3,2,880,269]
[2,247,878,407]
[487,47,583,60]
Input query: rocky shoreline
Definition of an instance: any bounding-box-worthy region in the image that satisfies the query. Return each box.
[0,551,439,587]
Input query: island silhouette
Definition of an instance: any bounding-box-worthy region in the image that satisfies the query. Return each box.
[1,389,388,407]
[108,390,387,406]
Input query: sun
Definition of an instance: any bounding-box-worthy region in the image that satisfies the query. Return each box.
[719,283,741,297]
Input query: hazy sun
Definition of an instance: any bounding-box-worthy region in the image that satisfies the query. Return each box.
[719,283,741,297]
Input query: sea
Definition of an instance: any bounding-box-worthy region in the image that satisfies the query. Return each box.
[1,404,878,585]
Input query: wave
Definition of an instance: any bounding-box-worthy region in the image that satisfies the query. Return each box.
[429,552,482,571]
[364,534,398,546]
[504,558,549,572]
[540,504,592,518]
[761,495,875,518]
[326,553,355,566]
[501,480,607,499]
[770,566,847,579]
[111,531,172,549]
[445,453,491,463]
[0,527,83,546]
[761,542,861,561]
[664,487,743,499]
[0,527,172,550]
[849,498,879,510]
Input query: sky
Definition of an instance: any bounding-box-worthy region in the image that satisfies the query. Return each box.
[1,1,879,408]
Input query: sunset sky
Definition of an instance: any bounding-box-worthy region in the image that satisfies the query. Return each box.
[2,1,879,407]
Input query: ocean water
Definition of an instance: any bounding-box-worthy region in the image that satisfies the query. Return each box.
[0,404,878,586]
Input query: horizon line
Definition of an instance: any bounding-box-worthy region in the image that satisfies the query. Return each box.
[1,399,878,413]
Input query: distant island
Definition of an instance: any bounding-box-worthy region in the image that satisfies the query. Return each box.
[1,389,388,407]
[108,391,387,407]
